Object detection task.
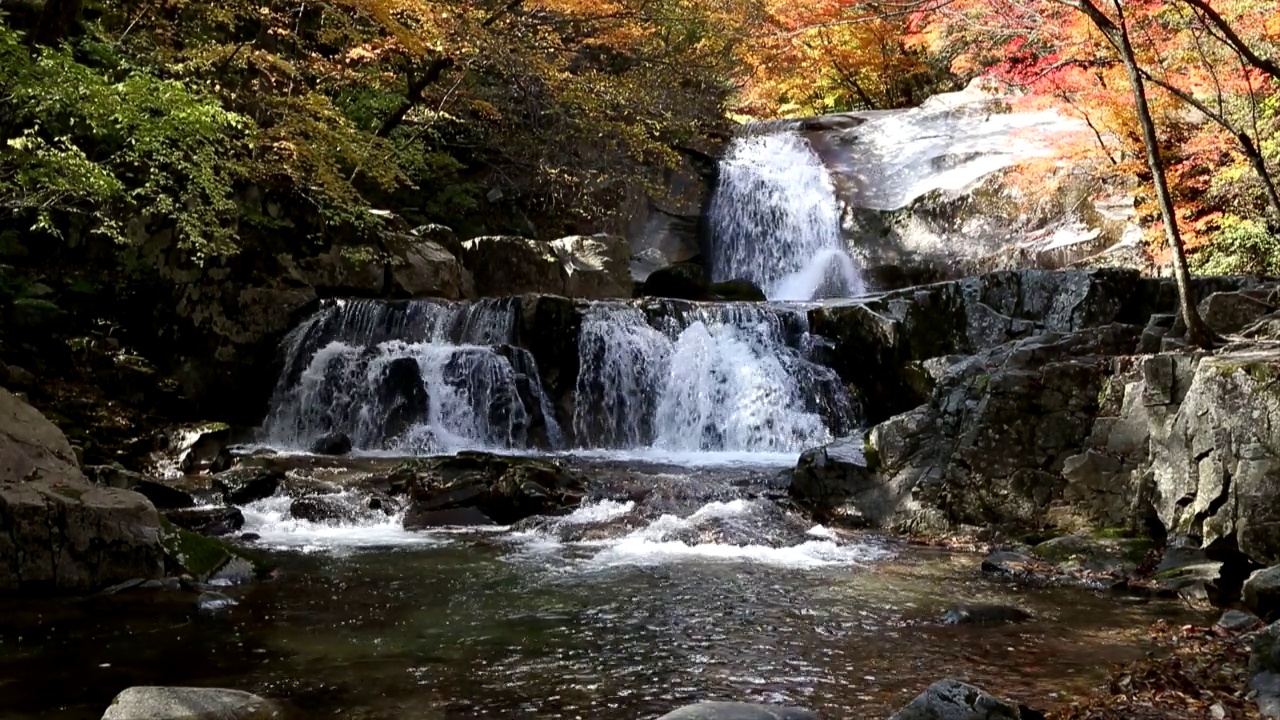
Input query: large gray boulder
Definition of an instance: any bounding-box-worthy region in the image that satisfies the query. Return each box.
[386,233,474,300]
[816,324,1141,532]
[1148,349,1280,565]
[549,234,631,298]
[1247,566,1280,622]
[887,680,1021,720]
[655,701,816,720]
[460,236,565,297]
[0,388,163,591]
[101,686,280,720]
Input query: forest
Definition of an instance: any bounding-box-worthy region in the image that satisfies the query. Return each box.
[0,0,1278,279]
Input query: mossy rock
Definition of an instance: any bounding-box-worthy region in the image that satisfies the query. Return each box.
[1031,533,1153,568]
[159,519,271,582]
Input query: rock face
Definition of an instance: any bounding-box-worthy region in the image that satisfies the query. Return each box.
[655,702,816,720]
[460,235,632,299]
[0,388,163,591]
[795,274,1280,567]
[887,680,1022,720]
[101,686,280,720]
[398,453,585,527]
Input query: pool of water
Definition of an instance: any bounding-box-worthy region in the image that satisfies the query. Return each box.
[0,454,1206,718]
[0,535,1199,720]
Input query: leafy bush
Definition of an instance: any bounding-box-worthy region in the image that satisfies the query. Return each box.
[1190,216,1280,276]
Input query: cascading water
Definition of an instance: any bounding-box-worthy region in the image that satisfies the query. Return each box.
[706,130,865,301]
[261,298,564,453]
[573,302,856,454]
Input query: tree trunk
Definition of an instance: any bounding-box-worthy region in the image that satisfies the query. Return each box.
[1107,1,1213,346]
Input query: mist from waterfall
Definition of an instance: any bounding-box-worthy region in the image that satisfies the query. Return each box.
[706,131,865,301]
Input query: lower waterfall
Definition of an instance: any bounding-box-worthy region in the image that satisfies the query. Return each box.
[259,297,856,456]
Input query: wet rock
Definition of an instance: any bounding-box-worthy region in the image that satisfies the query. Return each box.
[159,524,263,583]
[888,680,1021,720]
[0,388,163,591]
[209,557,256,586]
[708,279,766,302]
[790,436,897,527]
[398,453,585,526]
[309,431,353,456]
[134,480,196,510]
[375,356,429,441]
[981,551,1041,577]
[164,507,245,537]
[289,495,374,524]
[1246,566,1280,622]
[101,686,279,720]
[403,506,497,529]
[1217,609,1263,632]
[171,424,233,476]
[655,701,816,720]
[196,591,238,613]
[942,605,1032,626]
[640,262,709,300]
[214,467,283,505]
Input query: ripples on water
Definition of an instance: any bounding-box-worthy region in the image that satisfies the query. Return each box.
[0,484,1199,720]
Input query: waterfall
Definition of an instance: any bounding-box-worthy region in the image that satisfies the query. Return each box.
[261,299,563,453]
[572,302,857,453]
[706,131,865,301]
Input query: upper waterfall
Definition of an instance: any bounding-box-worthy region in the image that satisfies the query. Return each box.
[706,131,865,301]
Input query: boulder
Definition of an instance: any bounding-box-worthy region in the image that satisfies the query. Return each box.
[213,467,283,506]
[821,325,1141,533]
[171,424,233,476]
[1147,349,1280,566]
[398,453,585,526]
[411,223,464,257]
[134,480,197,510]
[460,236,567,297]
[1246,566,1280,622]
[164,507,245,537]
[298,246,386,295]
[0,388,163,591]
[655,702,816,720]
[549,234,631,298]
[289,495,377,524]
[640,263,709,300]
[791,436,900,527]
[309,431,353,456]
[386,234,473,300]
[402,506,497,529]
[101,686,280,720]
[709,279,767,302]
[1198,290,1276,336]
[888,680,1021,720]
[1217,609,1263,632]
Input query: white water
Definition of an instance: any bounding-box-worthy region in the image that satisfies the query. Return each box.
[833,87,1089,212]
[707,132,865,301]
[573,303,855,453]
[240,494,445,553]
[261,299,563,453]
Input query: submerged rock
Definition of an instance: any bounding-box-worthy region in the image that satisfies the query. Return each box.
[887,680,1021,720]
[101,686,279,720]
[655,701,816,720]
[942,605,1032,626]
